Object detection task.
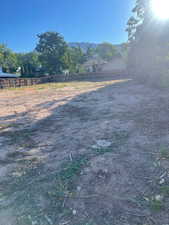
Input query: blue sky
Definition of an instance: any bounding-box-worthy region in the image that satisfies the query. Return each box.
[0,0,134,52]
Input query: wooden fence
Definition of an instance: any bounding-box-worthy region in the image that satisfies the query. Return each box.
[0,71,126,89]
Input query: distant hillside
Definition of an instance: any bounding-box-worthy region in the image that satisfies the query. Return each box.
[68,42,98,52]
[68,42,126,55]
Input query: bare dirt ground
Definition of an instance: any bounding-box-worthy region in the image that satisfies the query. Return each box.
[0,75,169,225]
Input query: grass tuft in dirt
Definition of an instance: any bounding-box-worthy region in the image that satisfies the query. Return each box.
[159,147,169,160]
[94,147,113,155]
[149,199,164,212]
[1,155,90,224]
[160,186,169,197]
[0,128,130,224]
[59,156,88,181]
[112,130,129,143]
[1,128,36,147]
[0,123,20,131]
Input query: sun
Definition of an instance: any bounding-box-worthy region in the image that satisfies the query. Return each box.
[151,0,169,20]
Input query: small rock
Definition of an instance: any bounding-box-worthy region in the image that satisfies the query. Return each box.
[72,210,77,215]
[155,195,163,201]
[96,140,112,148]
[143,197,150,202]
[159,178,165,184]
[92,140,112,149]
[91,145,99,149]
[77,186,81,191]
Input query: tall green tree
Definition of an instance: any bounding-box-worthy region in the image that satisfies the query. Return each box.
[126,0,169,79]
[16,52,40,77]
[63,47,87,73]
[0,44,6,66]
[36,32,68,74]
[0,44,18,72]
[96,42,118,61]
[85,47,95,59]
[69,47,86,64]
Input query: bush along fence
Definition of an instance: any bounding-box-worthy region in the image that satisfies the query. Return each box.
[0,71,126,89]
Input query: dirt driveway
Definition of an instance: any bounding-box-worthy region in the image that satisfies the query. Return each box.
[0,75,169,225]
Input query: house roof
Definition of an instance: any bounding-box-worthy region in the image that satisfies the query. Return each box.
[84,58,107,67]
[0,67,18,78]
[0,74,18,78]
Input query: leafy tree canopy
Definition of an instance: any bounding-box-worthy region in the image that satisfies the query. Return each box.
[96,42,118,61]
[36,32,68,74]
[0,44,18,72]
[16,52,41,77]
[126,0,169,78]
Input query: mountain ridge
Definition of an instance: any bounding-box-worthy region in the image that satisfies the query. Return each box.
[68,42,124,52]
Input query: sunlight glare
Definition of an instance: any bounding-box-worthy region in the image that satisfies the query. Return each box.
[151,0,169,20]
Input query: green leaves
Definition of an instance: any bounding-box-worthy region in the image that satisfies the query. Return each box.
[96,42,118,61]
[0,44,18,72]
[16,52,40,77]
[36,32,68,74]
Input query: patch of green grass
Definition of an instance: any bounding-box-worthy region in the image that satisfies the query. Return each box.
[150,199,164,212]
[2,155,89,223]
[1,129,129,225]
[48,181,69,199]
[36,87,45,90]
[0,123,20,131]
[34,81,94,91]
[160,186,169,197]
[112,130,129,144]
[45,156,89,217]
[2,128,36,146]
[36,82,69,90]
[0,124,10,130]
[159,147,169,160]
[59,156,88,181]
[94,147,113,155]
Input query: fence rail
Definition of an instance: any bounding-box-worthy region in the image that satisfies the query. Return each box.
[0,71,126,89]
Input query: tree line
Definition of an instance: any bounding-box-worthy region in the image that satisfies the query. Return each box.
[0,32,119,77]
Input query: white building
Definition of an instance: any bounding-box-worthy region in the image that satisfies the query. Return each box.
[83,55,126,73]
[0,67,18,78]
[101,56,126,72]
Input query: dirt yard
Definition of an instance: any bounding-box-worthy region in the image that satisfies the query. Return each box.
[0,75,169,225]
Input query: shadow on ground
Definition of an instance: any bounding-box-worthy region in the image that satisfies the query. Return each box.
[0,75,169,225]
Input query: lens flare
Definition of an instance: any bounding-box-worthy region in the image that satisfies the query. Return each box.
[151,0,169,20]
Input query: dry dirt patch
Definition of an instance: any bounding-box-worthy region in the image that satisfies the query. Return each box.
[0,77,169,225]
